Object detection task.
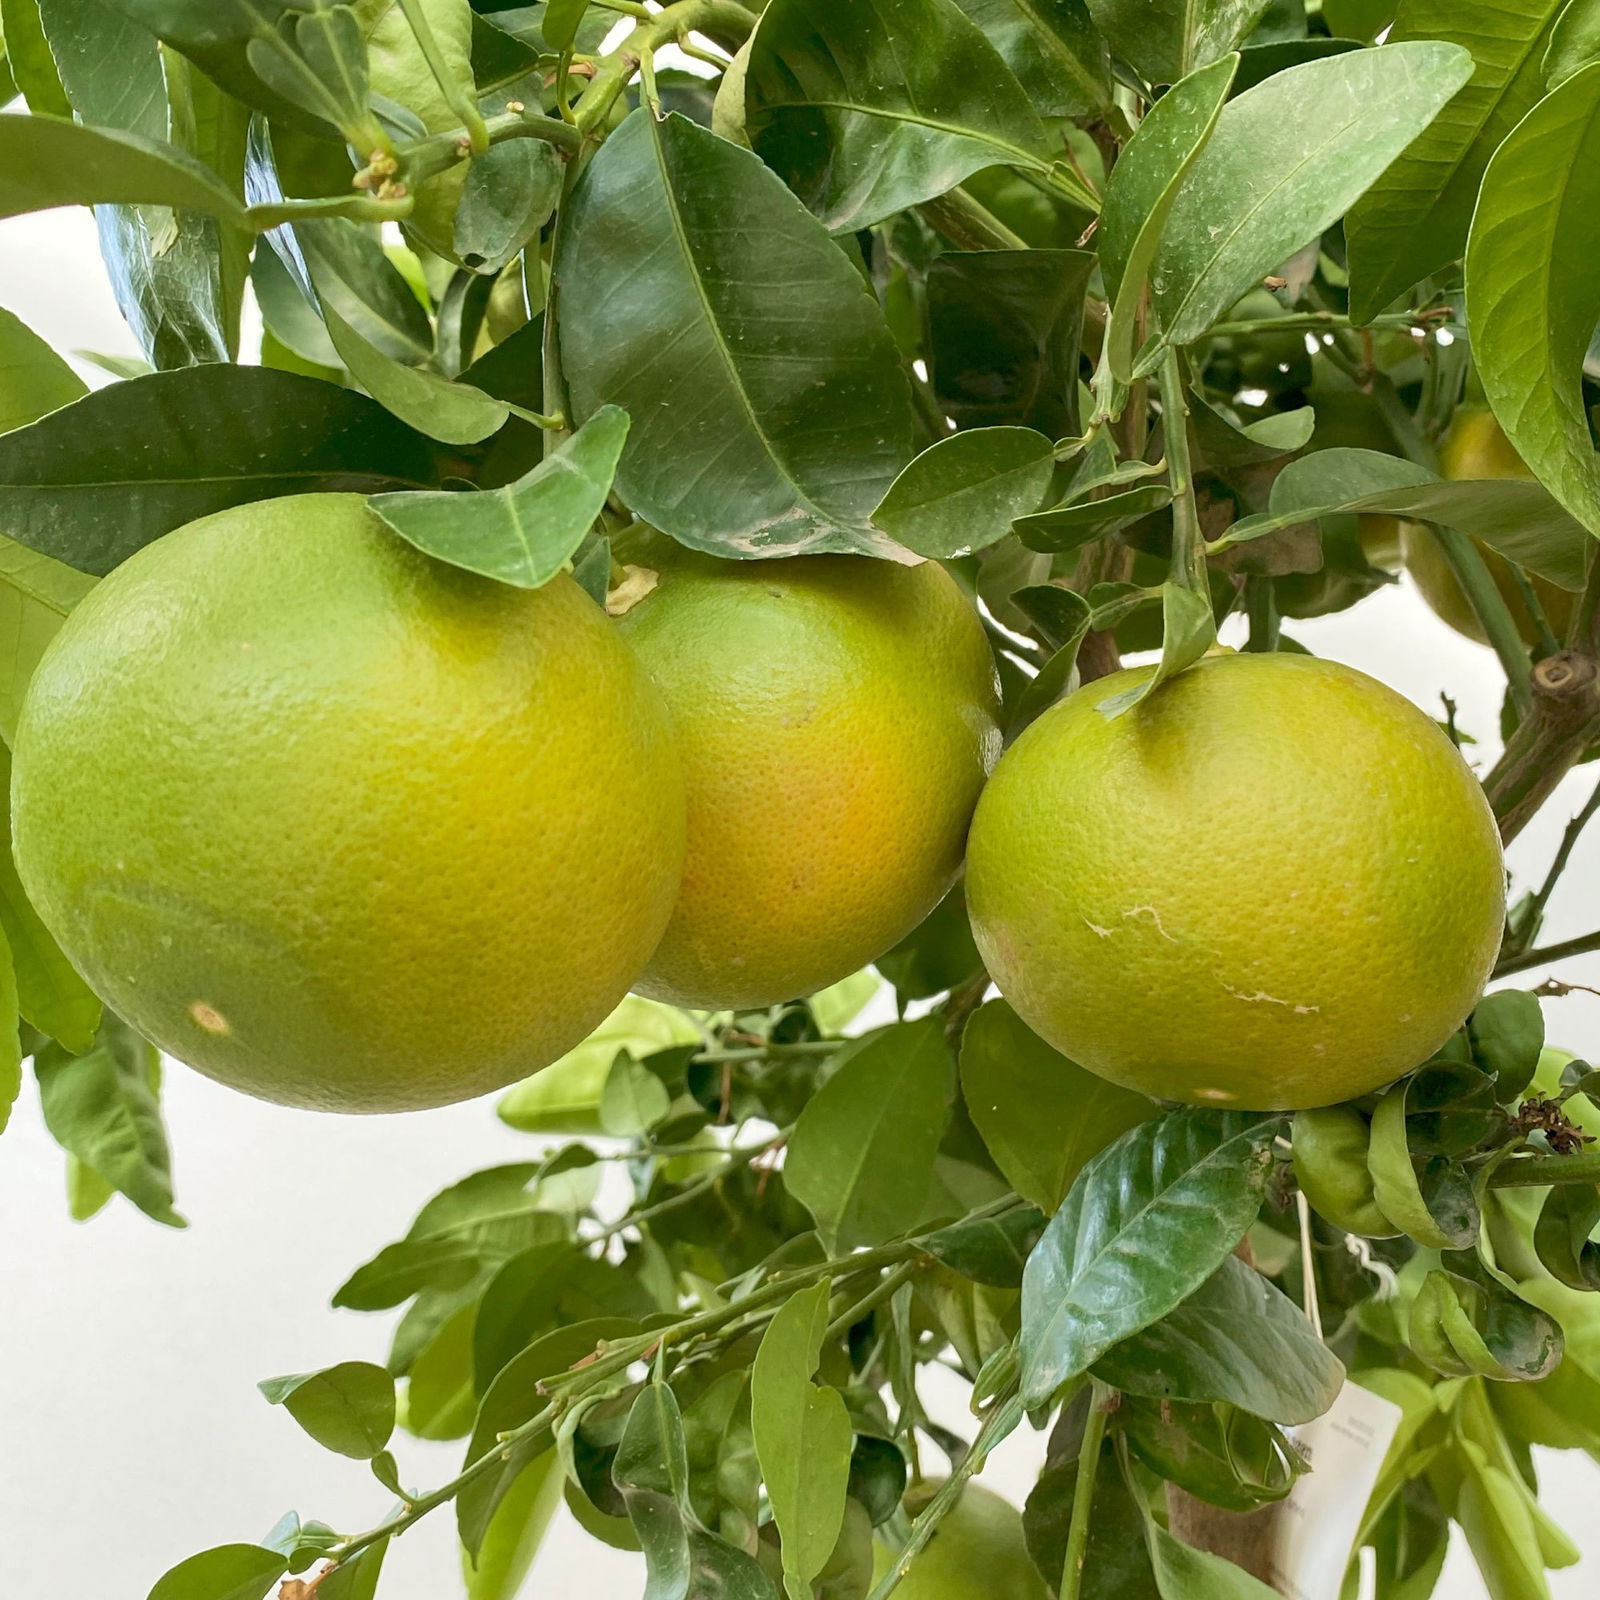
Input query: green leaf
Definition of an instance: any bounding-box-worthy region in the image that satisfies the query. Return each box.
[321,299,510,447]
[927,249,1095,440]
[1467,60,1600,539]
[0,931,20,1135]
[1094,1256,1345,1424]
[332,1237,482,1312]
[295,217,433,364]
[1152,42,1475,346]
[369,407,628,587]
[872,427,1056,558]
[0,535,96,746]
[921,1204,1048,1286]
[0,302,86,433]
[259,1361,396,1460]
[1085,0,1271,85]
[1099,53,1236,383]
[959,999,1155,1214]
[0,749,100,1050]
[599,1051,673,1139]
[1410,1257,1563,1380]
[1015,484,1173,552]
[555,109,915,559]
[319,1538,389,1600]
[1534,1184,1600,1291]
[745,0,1052,233]
[785,1019,953,1253]
[875,886,984,1003]
[35,1016,183,1227]
[454,136,563,275]
[461,1449,563,1600]
[1146,1516,1284,1598]
[543,0,592,53]
[751,1282,853,1600]
[0,110,246,223]
[947,0,1112,116]
[1468,989,1545,1102]
[145,1545,288,1600]
[0,0,70,116]
[457,1318,640,1556]
[0,365,459,575]
[1346,0,1567,324]
[405,1299,479,1441]
[1368,1081,1480,1250]
[1018,1110,1280,1405]
[1546,0,1600,86]
[1098,582,1217,719]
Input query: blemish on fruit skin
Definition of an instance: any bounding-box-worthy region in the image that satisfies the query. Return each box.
[1195,1086,1237,1102]
[189,1000,230,1036]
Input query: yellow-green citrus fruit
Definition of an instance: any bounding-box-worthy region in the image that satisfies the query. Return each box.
[966,652,1505,1111]
[616,544,1000,1009]
[1402,409,1575,645]
[11,494,685,1113]
[360,0,476,261]
[872,1485,1049,1600]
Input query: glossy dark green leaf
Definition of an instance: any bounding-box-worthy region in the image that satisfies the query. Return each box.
[145,1545,288,1600]
[1014,485,1173,552]
[294,217,433,364]
[556,109,914,559]
[0,749,99,1051]
[1152,43,1474,345]
[1220,447,1593,589]
[751,1282,852,1599]
[1085,0,1271,85]
[1466,60,1600,539]
[36,1016,183,1227]
[785,1019,954,1253]
[1094,1256,1344,1424]
[1535,1185,1600,1290]
[948,0,1112,115]
[1189,389,1315,467]
[745,0,1051,233]
[1099,53,1236,382]
[872,427,1056,558]
[1346,0,1568,324]
[874,885,984,1003]
[0,110,246,223]
[1230,37,1365,94]
[454,135,563,274]
[259,1361,396,1460]
[1324,0,1396,40]
[0,304,84,433]
[922,1204,1047,1286]
[1121,1398,1304,1514]
[0,365,459,575]
[458,1318,641,1556]
[1469,990,1545,1103]
[370,406,626,586]
[927,250,1094,440]
[1018,1110,1280,1405]
[959,999,1155,1214]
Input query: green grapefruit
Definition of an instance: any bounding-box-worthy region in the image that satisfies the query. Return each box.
[615,542,1000,1009]
[11,493,685,1112]
[872,1484,1049,1600]
[966,651,1505,1110]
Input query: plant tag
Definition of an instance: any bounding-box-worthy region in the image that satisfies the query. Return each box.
[1268,1379,1404,1600]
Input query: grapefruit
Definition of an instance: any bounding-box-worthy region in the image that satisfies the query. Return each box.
[966,651,1505,1110]
[11,493,685,1112]
[1403,409,1575,645]
[614,542,1000,1009]
[872,1484,1049,1600]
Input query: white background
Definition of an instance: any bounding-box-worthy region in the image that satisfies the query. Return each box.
[1,207,1597,1600]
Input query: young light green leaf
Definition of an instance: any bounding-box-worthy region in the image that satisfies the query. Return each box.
[598,1051,672,1139]
[0,365,456,575]
[1019,1110,1280,1405]
[462,1449,563,1600]
[1085,0,1270,86]
[259,1361,396,1460]
[0,303,86,433]
[368,407,628,587]
[948,0,1112,116]
[960,999,1155,1213]
[543,0,593,52]
[0,532,98,749]
[321,300,509,446]
[145,1545,288,1600]
[1095,582,1216,719]
[555,110,915,560]
[1546,0,1600,85]
[405,1300,478,1441]
[1153,43,1475,346]
[751,1282,853,1600]
[1466,61,1600,539]
[0,750,100,1051]
[35,1017,183,1227]
[0,111,246,223]
[872,427,1056,558]
[1093,1256,1346,1424]
[745,0,1052,233]
[1346,1,1568,323]
[1,0,71,116]
[785,1018,953,1253]
[1099,53,1236,382]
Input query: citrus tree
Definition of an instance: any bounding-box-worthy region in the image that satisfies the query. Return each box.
[3,2,1600,1598]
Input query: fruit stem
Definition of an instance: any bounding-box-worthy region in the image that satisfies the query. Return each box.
[1430,525,1533,719]
[1059,1381,1113,1600]
[1495,928,1600,982]
[1487,1147,1600,1187]
[1482,649,1600,845]
[1244,575,1279,652]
